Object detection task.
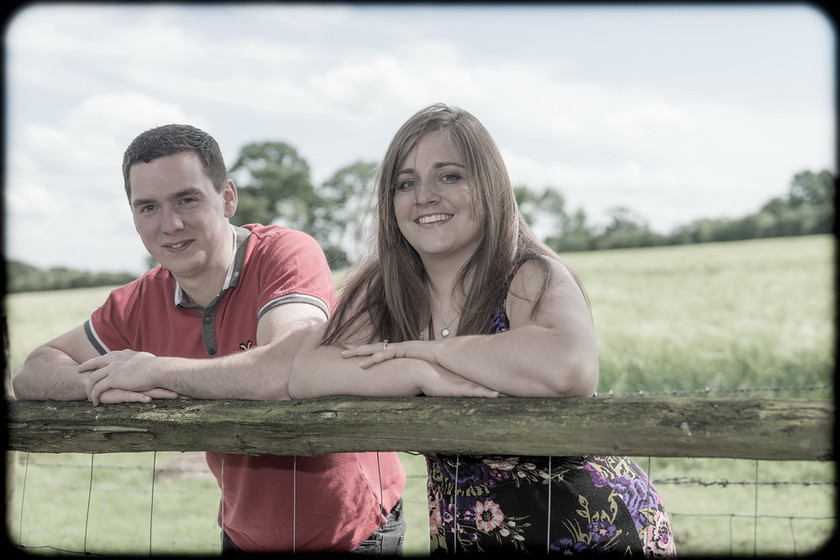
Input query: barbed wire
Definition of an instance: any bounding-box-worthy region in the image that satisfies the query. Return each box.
[599,384,833,397]
[652,477,836,488]
[9,387,836,556]
[18,457,837,491]
[12,544,106,557]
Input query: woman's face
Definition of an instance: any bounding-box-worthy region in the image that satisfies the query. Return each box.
[392,130,482,266]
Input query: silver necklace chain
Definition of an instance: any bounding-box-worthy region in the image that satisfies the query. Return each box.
[431,297,459,338]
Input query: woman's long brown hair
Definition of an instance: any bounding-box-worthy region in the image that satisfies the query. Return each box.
[322,104,562,346]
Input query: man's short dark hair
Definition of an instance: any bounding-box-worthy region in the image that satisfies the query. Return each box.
[122,124,227,200]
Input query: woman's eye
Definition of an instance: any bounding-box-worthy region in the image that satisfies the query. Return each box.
[396,180,417,191]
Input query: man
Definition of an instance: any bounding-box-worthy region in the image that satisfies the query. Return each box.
[12,124,406,554]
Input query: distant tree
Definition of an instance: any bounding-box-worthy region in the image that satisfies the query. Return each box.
[514,185,599,252]
[514,185,575,244]
[513,185,542,227]
[666,169,835,245]
[594,206,665,249]
[310,161,379,268]
[675,217,723,244]
[9,165,834,290]
[6,260,43,292]
[787,169,834,234]
[759,195,788,217]
[789,169,834,208]
[548,208,593,252]
[228,142,316,231]
[6,260,137,293]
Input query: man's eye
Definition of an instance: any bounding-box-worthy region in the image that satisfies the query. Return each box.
[140,205,156,213]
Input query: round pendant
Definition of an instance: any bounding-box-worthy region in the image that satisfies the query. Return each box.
[440,327,450,337]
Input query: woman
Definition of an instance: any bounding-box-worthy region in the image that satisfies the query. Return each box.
[290,104,675,556]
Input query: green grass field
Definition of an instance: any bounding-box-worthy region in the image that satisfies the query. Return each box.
[4,235,835,555]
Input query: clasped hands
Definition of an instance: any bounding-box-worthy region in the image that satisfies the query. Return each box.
[79,340,497,406]
[341,339,436,368]
[342,339,499,398]
[79,349,182,406]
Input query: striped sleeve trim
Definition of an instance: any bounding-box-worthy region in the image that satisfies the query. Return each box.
[258,294,330,321]
[84,320,110,355]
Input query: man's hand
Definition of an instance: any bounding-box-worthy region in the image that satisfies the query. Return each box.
[80,350,180,406]
[94,387,183,405]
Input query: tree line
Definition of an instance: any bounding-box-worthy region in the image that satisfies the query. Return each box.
[228,142,835,264]
[5,262,139,294]
[6,140,834,293]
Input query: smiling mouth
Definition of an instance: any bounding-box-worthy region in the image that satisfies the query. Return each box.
[164,240,191,250]
[416,213,453,225]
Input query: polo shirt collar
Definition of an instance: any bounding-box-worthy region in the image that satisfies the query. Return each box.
[174,224,251,309]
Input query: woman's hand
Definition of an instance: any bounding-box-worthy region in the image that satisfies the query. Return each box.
[341,340,498,397]
[416,364,499,398]
[341,340,437,369]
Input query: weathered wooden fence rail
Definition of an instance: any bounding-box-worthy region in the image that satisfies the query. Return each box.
[5,396,834,461]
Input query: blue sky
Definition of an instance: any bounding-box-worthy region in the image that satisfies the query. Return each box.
[4,3,835,274]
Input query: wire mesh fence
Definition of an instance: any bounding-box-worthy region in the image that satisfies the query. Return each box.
[5,386,836,556]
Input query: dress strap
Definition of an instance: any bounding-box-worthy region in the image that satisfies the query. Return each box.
[489,260,529,334]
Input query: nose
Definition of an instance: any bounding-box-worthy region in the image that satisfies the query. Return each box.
[414,180,440,205]
[160,206,184,233]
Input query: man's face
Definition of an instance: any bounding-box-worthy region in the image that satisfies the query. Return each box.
[129,152,237,283]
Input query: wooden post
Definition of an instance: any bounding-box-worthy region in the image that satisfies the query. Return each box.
[5,396,833,461]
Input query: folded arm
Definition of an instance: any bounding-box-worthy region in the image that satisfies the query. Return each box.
[342,259,599,398]
[288,325,499,399]
[12,325,178,403]
[80,302,326,405]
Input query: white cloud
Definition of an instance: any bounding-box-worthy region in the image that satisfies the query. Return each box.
[5,92,203,273]
[3,4,834,274]
[603,103,696,139]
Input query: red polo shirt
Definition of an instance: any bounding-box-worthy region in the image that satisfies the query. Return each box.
[85,224,405,552]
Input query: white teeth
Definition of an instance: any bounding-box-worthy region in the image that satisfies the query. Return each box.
[168,242,186,249]
[417,214,451,224]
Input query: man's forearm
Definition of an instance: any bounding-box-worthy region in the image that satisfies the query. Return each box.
[81,313,325,404]
[157,343,293,401]
[13,345,89,401]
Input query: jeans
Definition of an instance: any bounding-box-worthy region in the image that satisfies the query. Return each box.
[351,498,406,556]
[222,498,406,556]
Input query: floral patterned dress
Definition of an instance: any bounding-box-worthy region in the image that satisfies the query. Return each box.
[425,265,676,556]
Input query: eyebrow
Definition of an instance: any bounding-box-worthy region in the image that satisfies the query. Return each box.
[397,161,466,175]
[132,187,202,208]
